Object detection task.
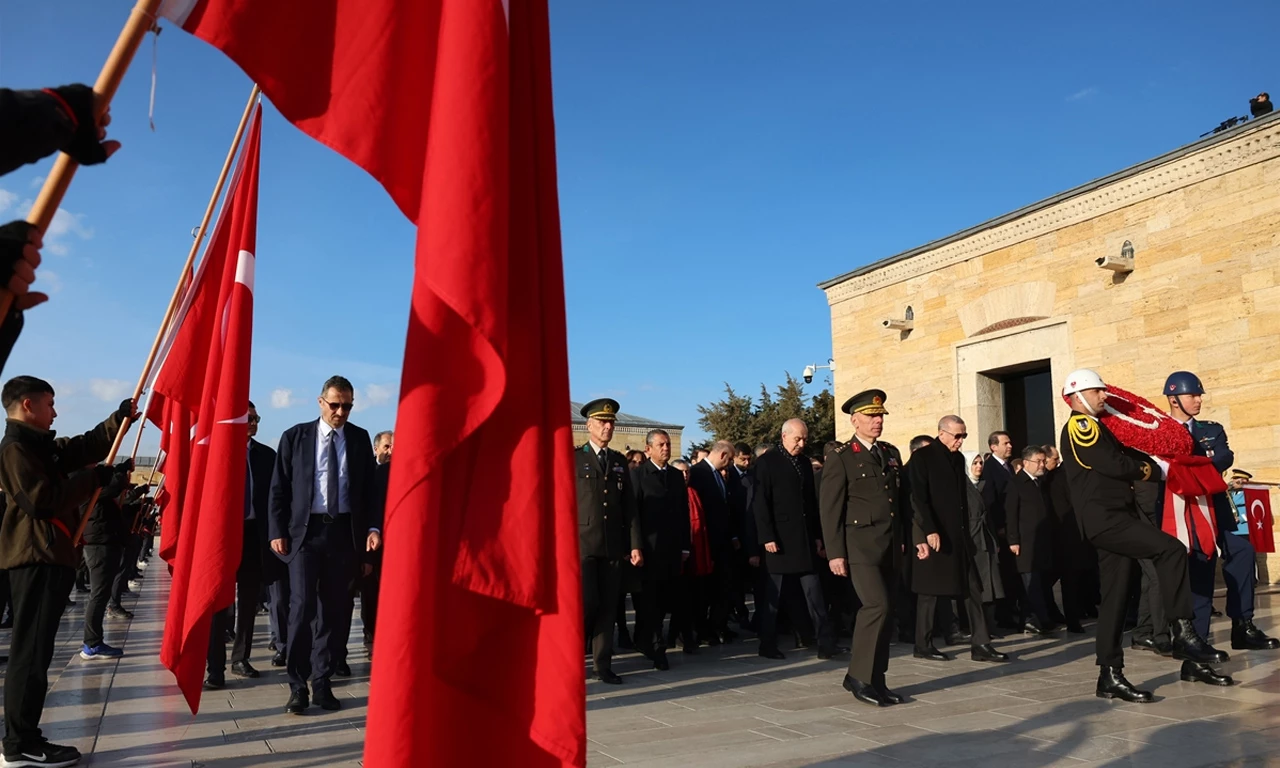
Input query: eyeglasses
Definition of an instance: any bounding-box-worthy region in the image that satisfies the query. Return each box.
[248,416,261,424]
[943,430,968,440]
[323,400,354,413]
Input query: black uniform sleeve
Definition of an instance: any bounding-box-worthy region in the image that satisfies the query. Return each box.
[0,88,77,176]
[1064,415,1156,482]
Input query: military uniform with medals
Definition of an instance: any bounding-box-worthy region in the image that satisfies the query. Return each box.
[819,390,904,704]
[576,399,642,683]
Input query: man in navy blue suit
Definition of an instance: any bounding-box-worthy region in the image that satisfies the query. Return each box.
[269,376,381,715]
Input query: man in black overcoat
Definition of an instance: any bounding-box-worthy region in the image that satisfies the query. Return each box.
[909,416,1008,664]
[753,419,845,660]
[687,441,739,646]
[1007,445,1057,634]
[630,428,688,671]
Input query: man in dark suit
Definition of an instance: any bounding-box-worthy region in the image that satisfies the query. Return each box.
[206,401,280,688]
[983,431,1021,628]
[753,419,844,660]
[269,376,381,714]
[630,428,688,671]
[728,442,755,627]
[577,398,643,684]
[362,430,393,661]
[1007,445,1056,635]
[910,416,1009,665]
[820,389,905,708]
[687,440,740,646]
[1042,445,1091,634]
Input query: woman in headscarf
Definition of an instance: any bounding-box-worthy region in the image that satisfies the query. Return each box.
[965,451,1005,609]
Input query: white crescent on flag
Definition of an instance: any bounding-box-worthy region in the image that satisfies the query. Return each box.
[1253,499,1266,529]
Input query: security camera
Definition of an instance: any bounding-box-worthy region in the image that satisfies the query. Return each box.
[1096,253,1134,273]
[802,365,815,384]
[882,317,913,331]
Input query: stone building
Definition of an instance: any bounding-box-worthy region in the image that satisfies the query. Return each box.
[820,111,1280,577]
[570,401,684,458]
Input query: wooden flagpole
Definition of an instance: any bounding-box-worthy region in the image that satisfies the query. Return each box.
[72,83,262,546]
[0,0,168,325]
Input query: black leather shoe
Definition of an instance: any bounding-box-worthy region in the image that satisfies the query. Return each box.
[913,645,949,661]
[1096,666,1153,703]
[1130,636,1173,656]
[758,647,786,660]
[271,651,287,667]
[945,631,972,645]
[314,688,342,711]
[230,661,260,679]
[1180,660,1234,686]
[705,635,722,646]
[842,674,886,707]
[595,670,624,685]
[1023,622,1053,636]
[204,673,225,690]
[1171,619,1228,664]
[1231,619,1280,651]
[817,646,849,660]
[971,644,1010,663]
[1066,623,1086,635]
[285,690,309,714]
[873,680,904,705]
[335,661,352,677]
[652,652,670,671]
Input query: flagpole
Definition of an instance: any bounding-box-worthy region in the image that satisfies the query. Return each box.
[72,83,262,547]
[0,0,168,327]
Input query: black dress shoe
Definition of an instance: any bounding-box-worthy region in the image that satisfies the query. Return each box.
[1171,619,1228,664]
[335,661,352,677]
[1130,636,1173,656]
[285,690,309,714]
[971,644,1010,663]
[204,673,225,690]
[230,661,260,679]
[1023,622,1052,636]
[913,645,949,661]
[1231,619,1280,651]
[944,631,972,645]
[271,651,287,667]
[1180,660,1234,686]
[314,688,342,711]
[595,670,624,685]
[817,646,849,660]
[1096,666,1153,703]
[268,640,277,652]
[873,679,904,705]
[652,652,670,671]
[705,635,723,646]
[758,647,786,660]
[1066,623,1086,635]
[1211,608,1224,618]
[842,674,886,707]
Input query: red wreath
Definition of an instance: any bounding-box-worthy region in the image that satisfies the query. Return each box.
[1086,385,1192,457]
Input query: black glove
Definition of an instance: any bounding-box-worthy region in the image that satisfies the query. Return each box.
[116,398,136,423]
[0,221,35,291]
[49,85,109,166]
[93,463,116,487]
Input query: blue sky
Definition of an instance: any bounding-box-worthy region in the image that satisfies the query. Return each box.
[0,1,1274,453]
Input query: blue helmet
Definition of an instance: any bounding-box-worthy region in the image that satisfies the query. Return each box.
[1164,371,1205,396]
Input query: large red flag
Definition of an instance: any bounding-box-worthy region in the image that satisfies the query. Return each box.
[1244,485,1276,554]
[160,2,584,764]
[150,105,262,712]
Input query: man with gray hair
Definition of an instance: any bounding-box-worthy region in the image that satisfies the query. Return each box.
[688,440,740,645]
[630,429,689,670]
[753,419,844,660]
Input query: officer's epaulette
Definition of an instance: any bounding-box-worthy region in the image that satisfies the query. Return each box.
[880,440,899,453]
[1200,420,1220,426]
[1068,413,1100,448]
[832,442,849,454]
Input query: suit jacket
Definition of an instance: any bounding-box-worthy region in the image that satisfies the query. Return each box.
[630,461,690,580]
[688,459,736,560]
[981,456,1014,530]
[246,438,284,583]
[268,419,378,565]
[753,447,823,575]
[1006,470,1054,573]
[819,438,903,567]
[907,440,973,596]
[576,444,641,560]
[1059,413,1158,538]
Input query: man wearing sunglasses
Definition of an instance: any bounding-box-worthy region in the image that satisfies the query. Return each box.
[269,376,381,715]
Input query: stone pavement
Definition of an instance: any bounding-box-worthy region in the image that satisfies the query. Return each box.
[3,555,1279,767]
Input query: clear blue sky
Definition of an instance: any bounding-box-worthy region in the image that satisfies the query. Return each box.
[1,1,1274,453]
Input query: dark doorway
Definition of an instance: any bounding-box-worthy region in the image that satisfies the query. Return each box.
[1000,363,1055,451]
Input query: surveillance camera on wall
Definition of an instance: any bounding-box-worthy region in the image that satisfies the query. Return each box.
[1097,240,1135,273]
[802,365,815,384]
[882,317,913,331]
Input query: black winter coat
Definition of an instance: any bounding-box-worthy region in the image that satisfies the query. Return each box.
[1006,471,1054,573]
[752,447,822,575]
[631,461,690,581]
[907,440,973,597]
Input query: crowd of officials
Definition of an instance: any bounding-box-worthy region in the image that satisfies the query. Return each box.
[578,368,1277,709]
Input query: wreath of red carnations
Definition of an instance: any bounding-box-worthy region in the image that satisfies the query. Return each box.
[1062,384,1192,458]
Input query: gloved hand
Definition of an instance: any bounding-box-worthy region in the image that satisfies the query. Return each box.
[93,463,117,488]
[116,398,138,423]
[0,221,48,310]
[48,84,119,166]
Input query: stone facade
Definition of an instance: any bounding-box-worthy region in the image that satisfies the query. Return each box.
[821,111,1280,579]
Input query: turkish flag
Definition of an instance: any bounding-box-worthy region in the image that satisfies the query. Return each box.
[147,397,193,564]
[1244,485,1275,554]
[149,105,261,712]
[160,1,584,764]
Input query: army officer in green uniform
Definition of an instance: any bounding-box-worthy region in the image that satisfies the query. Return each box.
[577,398,643,684]
[820,389,905,708]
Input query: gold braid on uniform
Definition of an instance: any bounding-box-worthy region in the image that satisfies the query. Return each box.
[1067,414,1098,469]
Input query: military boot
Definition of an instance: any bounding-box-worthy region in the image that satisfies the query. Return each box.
[1231,619,1280,651]
[1171,618,1228,664]
[1096,666,1153,703]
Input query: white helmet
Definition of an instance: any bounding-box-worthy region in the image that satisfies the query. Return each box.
[1062,368,1106,397]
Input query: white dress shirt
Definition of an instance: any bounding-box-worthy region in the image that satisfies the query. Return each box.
[313,420,351,515]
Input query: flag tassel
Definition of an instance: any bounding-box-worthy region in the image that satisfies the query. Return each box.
[72,83,262,546]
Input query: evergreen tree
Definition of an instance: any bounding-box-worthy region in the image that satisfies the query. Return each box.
[692,374,836,457]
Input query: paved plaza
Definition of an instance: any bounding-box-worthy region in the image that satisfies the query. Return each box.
[4,558,1280,767]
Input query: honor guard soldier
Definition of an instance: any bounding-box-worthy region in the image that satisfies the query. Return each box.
[820,389,905,707]
[1059,369,1221,703]
[576,398,643,685]
[1164,371,1279,658]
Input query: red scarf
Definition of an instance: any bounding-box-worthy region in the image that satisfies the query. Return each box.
[687,487,714,576]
